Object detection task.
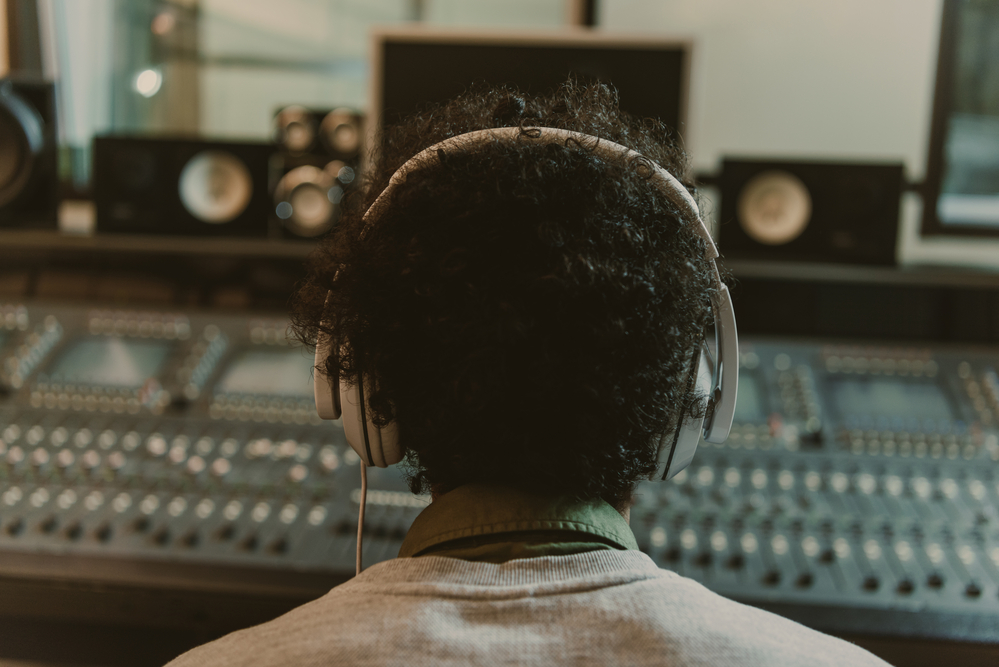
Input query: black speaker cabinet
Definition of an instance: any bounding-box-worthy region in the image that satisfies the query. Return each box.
[270,106,364,239]
[93,136,274,237]
[0,78,58,228]
[273,106,364,162]
[718,159,905,265]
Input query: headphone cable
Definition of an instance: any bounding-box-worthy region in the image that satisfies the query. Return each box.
[356,460,368,576]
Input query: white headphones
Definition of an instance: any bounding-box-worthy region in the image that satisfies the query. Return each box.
[314,126,738,481]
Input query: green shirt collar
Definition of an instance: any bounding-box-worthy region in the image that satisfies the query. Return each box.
[398,483,638,561]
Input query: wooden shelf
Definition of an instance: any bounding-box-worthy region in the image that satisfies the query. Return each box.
[0,229,315,259]
[4,230,999,290]
[721,258,999,289]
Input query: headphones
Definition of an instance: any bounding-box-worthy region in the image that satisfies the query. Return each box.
[314,126,738,482]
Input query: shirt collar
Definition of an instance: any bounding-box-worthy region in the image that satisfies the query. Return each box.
[398,483,638,558]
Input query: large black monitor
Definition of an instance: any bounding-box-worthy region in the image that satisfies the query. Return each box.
[370,28,690,141]
[922,0,999,238]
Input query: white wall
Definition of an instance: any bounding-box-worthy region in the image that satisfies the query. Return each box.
[602,0,940,176]
[600,0,999,270]
[425,0,566,27]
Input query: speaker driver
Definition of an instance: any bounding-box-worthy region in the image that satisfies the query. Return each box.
[275,106,317,155]
[0,82,44,208]
[274,164,341,238]
[320,108,362,157]
[736,170,812,245]
[178,150,254,225]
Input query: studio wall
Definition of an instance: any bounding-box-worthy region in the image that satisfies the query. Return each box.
[601,0,999,269]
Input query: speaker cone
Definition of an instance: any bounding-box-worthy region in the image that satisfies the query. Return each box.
[320,109,362,157]
[275,106,316,155]
[736,170,812,245]
[0,82,44,208]
[178,151,254,225]
[274,163,345,237]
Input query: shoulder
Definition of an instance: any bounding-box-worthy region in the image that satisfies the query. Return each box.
[164,580,375,667]
[165,557,890,667]
[614,573,891,666]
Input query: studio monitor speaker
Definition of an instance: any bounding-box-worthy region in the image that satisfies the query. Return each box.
[271,106,364,239]
[0,78,57,228]
[718,159,905,265]
[273,106,364,161]
[93,136,274,237]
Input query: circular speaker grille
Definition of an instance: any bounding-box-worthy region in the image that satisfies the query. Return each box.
[320,109,361,157]
[275,106,316,154]
[737,170,812,245]
[178,151,253,224]
[0,85,43,208]
[274,164,337,237]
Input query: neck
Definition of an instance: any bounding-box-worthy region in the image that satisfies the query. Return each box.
[431,483,633,524]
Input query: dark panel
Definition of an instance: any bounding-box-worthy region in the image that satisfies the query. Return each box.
[815,284,944,340]
[728,279,818,338]
[381,42,685,135]
[732,275,999,343]
[0,78,58,228]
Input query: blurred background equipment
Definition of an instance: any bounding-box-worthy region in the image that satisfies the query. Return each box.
[718,160,904,265]
[273,106,363,160]
[272,163,342,238]
[0,77,57,228]
[272,106,363,238]
[93,136,273,236]
[2,275,999,667]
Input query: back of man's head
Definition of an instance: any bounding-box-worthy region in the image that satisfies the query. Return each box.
[292,80,718,509]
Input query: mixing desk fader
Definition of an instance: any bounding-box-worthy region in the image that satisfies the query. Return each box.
[2,302,999,645]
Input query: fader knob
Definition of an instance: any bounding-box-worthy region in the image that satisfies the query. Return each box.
[39,515,57,533]
[146,435,168,457]
[5,518,24,536]
[64,522,82,541]
[95,524,113,542]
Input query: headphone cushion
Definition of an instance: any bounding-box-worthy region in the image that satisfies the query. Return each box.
[656,348,712,481]
[340,380,403,468]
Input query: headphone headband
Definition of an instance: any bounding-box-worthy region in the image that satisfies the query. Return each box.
[363,127,719,262]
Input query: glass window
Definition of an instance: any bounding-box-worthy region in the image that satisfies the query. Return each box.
[926,0,999,233]
[43,0,568,186]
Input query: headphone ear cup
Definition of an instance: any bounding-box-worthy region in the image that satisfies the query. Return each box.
[656,348,713,481]
[340,381,366,462]
[314,337,341,420]
[339,377,403,468]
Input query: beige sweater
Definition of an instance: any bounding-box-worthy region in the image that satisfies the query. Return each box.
[166,550,890,666]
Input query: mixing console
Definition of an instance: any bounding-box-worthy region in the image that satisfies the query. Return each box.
[2,302,999,640]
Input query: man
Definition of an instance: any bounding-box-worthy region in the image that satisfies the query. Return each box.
[167,81,888,666]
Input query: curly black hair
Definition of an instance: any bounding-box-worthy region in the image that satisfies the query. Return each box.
[291,80,719,509]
